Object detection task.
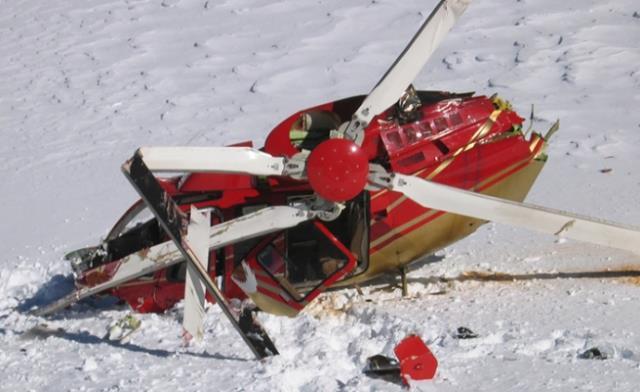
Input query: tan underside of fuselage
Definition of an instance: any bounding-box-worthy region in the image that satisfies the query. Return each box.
[340,155,547,286]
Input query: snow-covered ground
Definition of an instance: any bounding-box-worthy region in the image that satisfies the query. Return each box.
[2,0,640,390]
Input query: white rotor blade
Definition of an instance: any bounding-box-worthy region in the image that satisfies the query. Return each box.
[208,205,313,246]
[391,173,640,254]
[352,0,472,127]
[138,146,285,176]
[32,205,312,317]
[183,207,211,342]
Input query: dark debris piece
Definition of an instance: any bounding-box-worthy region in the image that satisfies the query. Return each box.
[363,354,403,385]
[578,347,607,360]
[364,354,400,375]
[454,327,478,339]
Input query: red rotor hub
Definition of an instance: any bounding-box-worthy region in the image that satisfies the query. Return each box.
[306,138,369,202]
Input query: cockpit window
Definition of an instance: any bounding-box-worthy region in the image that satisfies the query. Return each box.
[257,244,286,276]
[255,222,349,301]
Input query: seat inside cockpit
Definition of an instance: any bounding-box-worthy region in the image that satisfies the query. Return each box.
[244,196,367,303]
[289,110,342,151]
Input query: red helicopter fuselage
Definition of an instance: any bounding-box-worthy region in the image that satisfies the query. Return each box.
[76,91,548,315]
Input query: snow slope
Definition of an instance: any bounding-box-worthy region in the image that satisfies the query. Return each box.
[1,0,640,390]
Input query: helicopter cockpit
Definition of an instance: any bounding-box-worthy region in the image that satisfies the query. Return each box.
[232,192,368,316]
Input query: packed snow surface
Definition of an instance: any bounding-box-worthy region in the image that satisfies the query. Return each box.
[2,0,640,390]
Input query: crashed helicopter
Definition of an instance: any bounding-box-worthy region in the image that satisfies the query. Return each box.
[33,0,640,359]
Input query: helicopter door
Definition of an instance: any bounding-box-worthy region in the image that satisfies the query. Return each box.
[236,220,357,317]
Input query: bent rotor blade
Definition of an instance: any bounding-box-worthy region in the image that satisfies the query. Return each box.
[124,152,282,359]
[182,207,210,342]
[138,146,286,176]
[31,242,184,317]
[391,173,640,255]
[346,0,472,136]
[31,205,312,318]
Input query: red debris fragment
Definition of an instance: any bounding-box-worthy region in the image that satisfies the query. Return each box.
[394,334,438,385]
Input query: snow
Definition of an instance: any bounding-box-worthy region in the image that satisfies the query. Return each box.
[1,0,640,390]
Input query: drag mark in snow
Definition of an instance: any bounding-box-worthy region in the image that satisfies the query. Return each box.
[409,266,640,286]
